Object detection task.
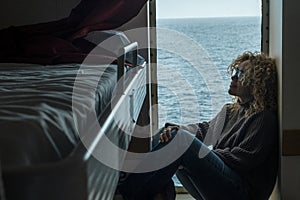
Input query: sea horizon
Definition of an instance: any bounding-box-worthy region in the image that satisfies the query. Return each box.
[157,16,261,125]
[157,15,261,20]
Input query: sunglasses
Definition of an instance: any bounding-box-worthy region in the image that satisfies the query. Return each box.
[232,68,244,80]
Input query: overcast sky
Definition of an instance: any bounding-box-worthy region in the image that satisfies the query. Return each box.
[156,0,261,19]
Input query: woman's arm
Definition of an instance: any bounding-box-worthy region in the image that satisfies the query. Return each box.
[159,122,210,142]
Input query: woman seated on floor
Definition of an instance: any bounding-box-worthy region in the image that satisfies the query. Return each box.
[119,51,279,200]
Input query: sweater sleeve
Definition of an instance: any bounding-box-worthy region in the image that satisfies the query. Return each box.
[165,122,209,141]
[165,105,228,142]
[213,111,278,172]
[180,122,209,141]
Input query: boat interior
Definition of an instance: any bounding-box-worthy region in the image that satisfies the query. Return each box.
[0,0,299,199]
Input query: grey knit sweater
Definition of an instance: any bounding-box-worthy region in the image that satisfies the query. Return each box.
[181,103,279,200]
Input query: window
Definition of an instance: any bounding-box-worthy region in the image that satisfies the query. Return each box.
[155,0,262,126]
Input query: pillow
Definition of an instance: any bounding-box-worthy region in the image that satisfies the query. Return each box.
[84,30,131,55]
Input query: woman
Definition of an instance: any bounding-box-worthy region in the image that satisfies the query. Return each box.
[119,52,278,200]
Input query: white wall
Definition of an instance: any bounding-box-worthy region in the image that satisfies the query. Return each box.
[269,0,300,199]
[117,3,150,61]
[281,0,300,130]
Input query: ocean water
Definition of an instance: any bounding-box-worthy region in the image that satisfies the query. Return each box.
[156,17,261,126]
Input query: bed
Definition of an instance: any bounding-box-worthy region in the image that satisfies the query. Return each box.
[0,0,149,199]
[0,32,147,200]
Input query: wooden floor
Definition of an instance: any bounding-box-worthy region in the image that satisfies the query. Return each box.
[114,185,195,200]
[175,187,194,199]
[176,193,194,200]
[176,188,281,200]
[114,191,194,200]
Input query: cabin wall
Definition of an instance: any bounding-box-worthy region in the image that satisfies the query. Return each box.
[281,0,300,198]
[0,0,80,29]
[117,4,150,61]
[118,0,159,141]
[117,2,156,152]
[269,0,300,199]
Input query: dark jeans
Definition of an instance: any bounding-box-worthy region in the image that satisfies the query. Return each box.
[119,129,250,200]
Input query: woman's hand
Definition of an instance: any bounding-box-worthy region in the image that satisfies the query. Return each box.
[159,125,180,143]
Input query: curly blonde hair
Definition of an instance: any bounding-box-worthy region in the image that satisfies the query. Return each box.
[227,51,278,116]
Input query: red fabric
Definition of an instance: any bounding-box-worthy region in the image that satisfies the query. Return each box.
[0,0,148,65]
[24,36,80,56]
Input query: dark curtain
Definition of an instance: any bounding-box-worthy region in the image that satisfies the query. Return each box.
[0,0,148,65]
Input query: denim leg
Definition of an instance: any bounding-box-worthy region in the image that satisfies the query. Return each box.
[178,133,250,200]
[176,169,205,200]
[119,129,249,200]
[118,129,181,200]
